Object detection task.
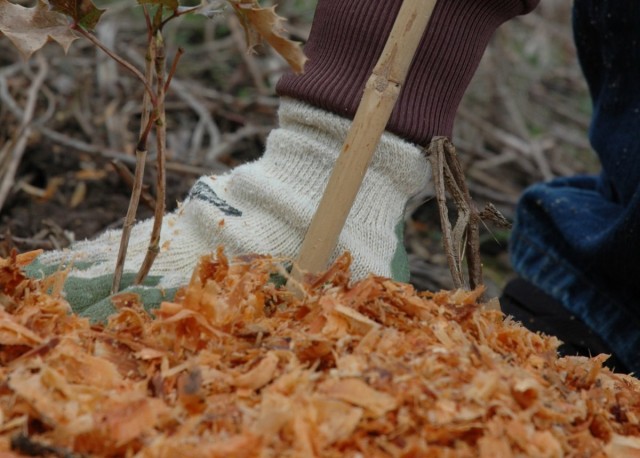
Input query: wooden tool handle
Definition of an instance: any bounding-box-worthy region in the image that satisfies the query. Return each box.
[291,0,438,283]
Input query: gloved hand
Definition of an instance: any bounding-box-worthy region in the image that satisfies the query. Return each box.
[25,98,430,322]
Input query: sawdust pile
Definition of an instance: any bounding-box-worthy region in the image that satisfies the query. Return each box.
[1,250,639,458]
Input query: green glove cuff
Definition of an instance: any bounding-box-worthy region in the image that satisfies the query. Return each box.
[25,258,177,322]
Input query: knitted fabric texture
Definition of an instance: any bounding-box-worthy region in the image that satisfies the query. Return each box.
[277,0,540,145]
[29,99,430,319]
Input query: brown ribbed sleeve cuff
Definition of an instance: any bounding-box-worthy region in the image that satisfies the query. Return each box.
[276,0,541,146]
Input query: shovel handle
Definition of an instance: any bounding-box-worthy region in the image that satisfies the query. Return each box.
[291,0,438,282]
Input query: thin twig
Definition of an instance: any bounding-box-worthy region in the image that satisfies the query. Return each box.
[0,234,55,250]
[228,14,269,95]
[142,4,152,34]
[426,137,483,291]
[466,180,518,206]
[111,160,156,209]
[123,47,222,164]
[441,140,482,290]
[111,24,159,294]
[111,118,155,294]
[426,138,464,289]
[136,31,167,284]
[206,124,269,161]
[72,25,157,105]
[172,78,223,163]
[458,110,551,180]
[0,55,48,213]
[35,125,211,175]
[478,203,512,229]
[159,6,192,29]
[164,47,184,93]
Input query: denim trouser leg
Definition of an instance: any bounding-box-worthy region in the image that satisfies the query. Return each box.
[510,175,640,373]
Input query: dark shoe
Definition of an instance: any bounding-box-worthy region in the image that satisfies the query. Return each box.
[501,277,629,373]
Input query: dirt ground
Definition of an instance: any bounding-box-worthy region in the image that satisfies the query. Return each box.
[0,0,594,296]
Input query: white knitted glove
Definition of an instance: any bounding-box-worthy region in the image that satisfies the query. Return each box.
[26,98,430,320]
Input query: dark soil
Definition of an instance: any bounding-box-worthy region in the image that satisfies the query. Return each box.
[0,146,195,254]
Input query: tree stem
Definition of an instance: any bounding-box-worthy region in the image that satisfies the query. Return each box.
[136,30,167,284]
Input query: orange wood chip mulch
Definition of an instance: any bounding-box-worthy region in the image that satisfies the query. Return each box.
[1,250,639,457]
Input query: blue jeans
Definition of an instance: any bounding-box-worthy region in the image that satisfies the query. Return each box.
[510,174,640,373]
[510,1,640,374]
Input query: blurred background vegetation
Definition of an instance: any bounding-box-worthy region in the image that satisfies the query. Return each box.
[0,0,594,296]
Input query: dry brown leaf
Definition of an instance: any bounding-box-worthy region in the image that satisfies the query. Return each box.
[228,1,307,74]
[0,0,77,58]
[49,0,105,30]
[69,181,87,208]
[75,168,108,181]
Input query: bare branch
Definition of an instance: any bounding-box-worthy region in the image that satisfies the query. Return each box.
[136,31,168,284]
[111,161,157,210]
[111,116,155,294]
[426,137,484,292]
[164,47,184,93]
[426,137,464,289]
[110,22,159,294]
[442,140,483,291]
[72,24,157,105]
[0,55,48,213]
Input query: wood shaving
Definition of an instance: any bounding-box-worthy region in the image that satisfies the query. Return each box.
[1,249,639,457]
